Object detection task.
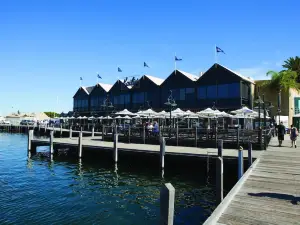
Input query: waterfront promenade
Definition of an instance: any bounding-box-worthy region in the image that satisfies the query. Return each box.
[204,136,300,225]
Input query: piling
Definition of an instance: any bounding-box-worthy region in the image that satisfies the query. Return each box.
[237,128,240,149]
[27,129,34,151]
[195,127,198,147]
[44,126,46,133]
[248,142,253,167]
[60,124,63,136]
[143,126,146,144]
[69,127,72,138]
[218,139,223,157]
[78,131,83,158]
[176,124,179,146]
[102,125,105,141]
[160,137,166,169]
[113,134,118,163]
[238,147,244,180]
[216,156,223,204]
[160,183,175,225]
[38,124,41,132]
[50,130,54,155]
[92,126,95,137]
[128,126,131,143]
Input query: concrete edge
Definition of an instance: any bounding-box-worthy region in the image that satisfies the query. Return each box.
[203,156,262,225]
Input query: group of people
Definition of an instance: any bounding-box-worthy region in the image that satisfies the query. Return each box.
[277,122,298,147]
[144,121,159,135]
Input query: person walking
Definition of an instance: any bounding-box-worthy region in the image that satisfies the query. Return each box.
[290,124,298,148]
[277,122,286,147]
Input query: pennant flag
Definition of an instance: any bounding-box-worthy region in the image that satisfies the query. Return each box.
[118,67,122,72]
[80,77,83,80]
[175,56,182,61]
[97,74,102,79]
[144,62,149,68]
[216,46,225,54]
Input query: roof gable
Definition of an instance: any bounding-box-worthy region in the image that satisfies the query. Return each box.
[73,86,93,98]
[161,70,198,87]
[109,80,131,94]
[90,83,112,95]
[144,75,164,86]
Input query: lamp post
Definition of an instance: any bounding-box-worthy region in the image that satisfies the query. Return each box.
[164,90,177,138]
[101,94,114,123]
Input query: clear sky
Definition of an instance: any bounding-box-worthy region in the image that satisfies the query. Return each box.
[0,0,299,116]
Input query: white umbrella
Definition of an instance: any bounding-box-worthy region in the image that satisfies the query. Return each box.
[231,107,254,115]
[132,115,141,119]
[88,116,95,120]
[157,110,166,115]
[115,109,134,115]
[70,116,75,119]
[78,116,83,119]
[137,109,158,116]
[114,115,123,119]
[82,116,87,119]
[98,116,103,119]
[217,111,232,118]
[123,115,132,120]
[103,116,112,120]
[197,108,220,117]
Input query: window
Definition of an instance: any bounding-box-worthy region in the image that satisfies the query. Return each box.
[124,94,130,104]
[180,89,185,100]
[228,83,240,97]
[197,87,206,99]
[186,88,194,94]
[207,85,217,99]
[218,84,228,98]
[133,92,145,104]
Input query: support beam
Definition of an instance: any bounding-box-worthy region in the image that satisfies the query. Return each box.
[160,137,166,169]
[50,130,54,155]
[216,156,223,204]
[27,129,34,151]
[238,147,244,180]
[92,126,95,137]
[248,142,253,167]
[78,131,83,158]
[160,183,175,225]
[69,127,72,138]
[113,134,118,163]
[218,139,223,158]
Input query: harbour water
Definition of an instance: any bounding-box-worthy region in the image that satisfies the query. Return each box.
[0,133,237,224]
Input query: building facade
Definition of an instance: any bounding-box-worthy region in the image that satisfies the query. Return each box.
[73,63,256,116]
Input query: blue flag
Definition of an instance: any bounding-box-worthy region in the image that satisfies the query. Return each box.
[144,62,149,68]
[97,74,102,79]
[175,56,182,61]
[118,67,122,72]
[216,46,225,54]
[80,77,83,80]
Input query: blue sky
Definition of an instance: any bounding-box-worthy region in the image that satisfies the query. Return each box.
[0,0,299,115]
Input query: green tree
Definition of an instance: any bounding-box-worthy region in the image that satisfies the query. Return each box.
[44,112,60,118]
[282,56,300,81]
[261,70,299,92]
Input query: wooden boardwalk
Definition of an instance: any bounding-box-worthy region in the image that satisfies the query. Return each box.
[31,136,262,159]
[204,136,300,225]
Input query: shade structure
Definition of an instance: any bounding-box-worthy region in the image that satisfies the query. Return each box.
[98,116,103,119]
[157,110,166,115]
[103,116,112,120]
[123,115,132,120]
[217,111,232,118]
[197,108,221,117]
[115,109,134,115]
[171,108,186,117]
[114,115,123,119]
[132,115,141,119]
[137,109,158,116]
[88,116,95,120]
[82,116,87,119]
[231,107,254,115]
[70,116,75,119]
[78,116,83,119]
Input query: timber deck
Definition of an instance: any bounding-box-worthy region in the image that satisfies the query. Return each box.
[204,136,300,225]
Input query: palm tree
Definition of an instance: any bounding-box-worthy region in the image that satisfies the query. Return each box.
[261,70,299,92]
[282,56,300,82]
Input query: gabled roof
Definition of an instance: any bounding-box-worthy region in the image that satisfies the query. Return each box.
[206,63,255,84]
[96,83,112,92]
[177,70,199,81]
[118,79,133,89]
[144,75,164,86]
[81,86,94,95]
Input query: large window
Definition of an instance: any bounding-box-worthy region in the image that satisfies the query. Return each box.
[218,84,228,98]
[228,83,240,98]
[197,87,206,99]
[171,88,194,101]
[114,94,130,105]
[133,92,145,104]
[207,85,217,99]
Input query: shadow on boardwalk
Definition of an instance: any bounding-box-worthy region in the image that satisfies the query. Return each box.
[248,192,300,205]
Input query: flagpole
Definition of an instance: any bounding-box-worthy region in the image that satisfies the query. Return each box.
[174,52,177,75]
[215,44,217,64]
[80,79,82,87]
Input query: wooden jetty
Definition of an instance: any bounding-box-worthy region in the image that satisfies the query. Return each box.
[204,136,300,225]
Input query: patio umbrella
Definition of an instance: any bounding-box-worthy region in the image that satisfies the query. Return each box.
[103,116,112,120]
[115,109,134,115]
[132,115,141,119]
[82,116,87,119]
[137,109,158,116]
[70,116,75,119]
[197,108,221,117]
[231,106,254,115]
[78,116,83,119]
[114,115,123,119]
[123,115,132,120]
[88,116,95,120]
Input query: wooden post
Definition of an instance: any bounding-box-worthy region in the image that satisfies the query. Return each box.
[218,139,223,158]
[60,124,63,136]
[248,142,253,167]
[128,126,131,143]
[102,125,105,141]
[78,131,83,158]
[216,156,223,204]
[92,126,95,137]
[195,127,198,147]
[28,129,34,151]
[160,183,175,225]
[50,130,54,155]
[143,126,146,144]
[238,147,244,180]
[69,127,72,138]
[160,137,166,169]
[113,134,118,163]
[176,124,179,146]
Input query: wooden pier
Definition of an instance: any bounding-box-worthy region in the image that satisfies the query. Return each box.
[204,136,300,225]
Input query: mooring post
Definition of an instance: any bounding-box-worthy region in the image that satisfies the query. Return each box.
[128,126,131,143]
[248,142,253,167]
[50,130,54,155]
[102,125,105,141]
[78,131,83,158]
[218,139,223,158]
[195,127,198,147]
[216,156,223,204]
[238,147,244,180]
[69,127,72,138]
[113,134,118,163]
[160,183,175,225]
[27,129,34,151]
[143,126,146,144]
[237,128,240,149]
[160,137,166,169]
[80,126,83,132]
[176,124,179,146]
[92,126,95,137]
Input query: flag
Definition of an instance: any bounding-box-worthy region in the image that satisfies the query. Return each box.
[97,74,102,79]
[175,56,182,61]
[216,46,225,54]
[144,62,149,68]
[80,77,83,80]
[118,67,122,72]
